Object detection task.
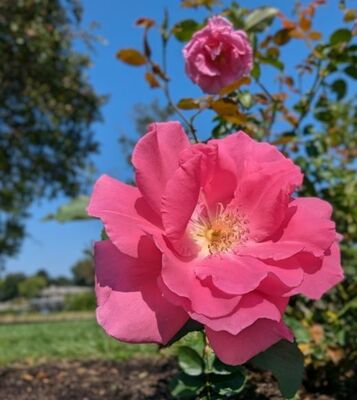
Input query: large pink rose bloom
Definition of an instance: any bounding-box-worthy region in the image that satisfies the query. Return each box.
[88,122,343,365]
[183,16,253,94]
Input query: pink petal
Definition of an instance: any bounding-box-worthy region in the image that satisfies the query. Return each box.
[195,255,268,295]
[87,175,161,257]
[288,243,344,299]
[212,131,292,183]
[160,241,240,318]
[257,262,304,296]
[132,121,190,215]
[231,160,302,241]
[239,198,336,260]
[206,319,293,365]
[191,292,288,335]
[95,240,188,344]
[162,154,202,241]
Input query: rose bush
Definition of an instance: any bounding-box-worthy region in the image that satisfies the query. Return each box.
[183,16,253,94]
[88,121,343,365]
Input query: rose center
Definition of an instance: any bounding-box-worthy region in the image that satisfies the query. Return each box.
[190,205,248,256]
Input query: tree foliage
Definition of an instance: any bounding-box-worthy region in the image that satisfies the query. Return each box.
[0,0,103,259]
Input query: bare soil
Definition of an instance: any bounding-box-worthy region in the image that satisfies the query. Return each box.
[0,358,354,400]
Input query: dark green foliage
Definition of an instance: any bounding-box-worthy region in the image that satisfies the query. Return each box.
[71,249,94,286]
[64,291,96,311]
[251,340,304,399]
[0,0,103,259]
[0,272,26,301]
[18,275,47,298]
[171,333,246,399]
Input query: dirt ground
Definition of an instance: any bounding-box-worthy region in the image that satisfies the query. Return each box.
[0,358,354,400]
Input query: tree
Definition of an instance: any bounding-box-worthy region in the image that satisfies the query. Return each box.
[71,249,94,286]
[18,275,47,298]
[0,0,104,260]
[0,272,26,301]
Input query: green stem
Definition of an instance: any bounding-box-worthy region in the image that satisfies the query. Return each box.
[203,334,212,400]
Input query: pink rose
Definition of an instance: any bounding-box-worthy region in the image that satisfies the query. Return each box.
[183,16,253,94]
[88,122,343,365]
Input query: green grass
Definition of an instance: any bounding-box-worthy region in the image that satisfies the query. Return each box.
[0,318,157,366]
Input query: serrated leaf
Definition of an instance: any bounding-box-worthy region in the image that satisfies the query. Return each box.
[170,373,205,399]
[172,19,201,42]
[178,346,204,376]
[116,49,146,66]
[309,31,322,40]
[260,56,284,71]
[181,0,220,9]
[177,98,200,110]
[145,72,160,88]
[135,17,155,28]
[251,63,261,79]
[331,79,347,100]
[251,340,304,399]
[43,196,90,222]
[273,29,292,46]
[299,15,311,31]
[330,29,352,45]
[210,99,237,116]
[238,91,253,108]
[345,65,357,79]
[211,369,246,396]
[245,7,279,32]
[219,76,251,96]
[344,9,357,22]
[212,357,242,375]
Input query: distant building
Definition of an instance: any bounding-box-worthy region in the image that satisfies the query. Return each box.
[30,285,91,312]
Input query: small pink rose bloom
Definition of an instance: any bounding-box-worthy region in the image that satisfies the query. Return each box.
[88,122,343,365]
[183,16,253,94]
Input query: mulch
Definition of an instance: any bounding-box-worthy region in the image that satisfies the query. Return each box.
[0,358,354,400]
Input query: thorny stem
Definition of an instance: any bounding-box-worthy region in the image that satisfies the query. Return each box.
[161,36,200,143]
[203,334,212,400]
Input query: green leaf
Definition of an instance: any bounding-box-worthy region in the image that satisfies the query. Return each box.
[211,369,246,396]
[212,357,242,375]
[238,91,253,108]
[245,7,279,32]
[177,98,201,110]
[331,79,347,100]
[251,63,261,79]
[345,65,357,79]
[260,56,284,71]
[330,29,352,45]
[251,340,304,399]
[116,49,146,66]
[170,372,205,399]
[178,346,204,376]
[172,19,201,42]
[43,196,90,222]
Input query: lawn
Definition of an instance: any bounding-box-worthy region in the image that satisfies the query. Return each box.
[0,318,157,365]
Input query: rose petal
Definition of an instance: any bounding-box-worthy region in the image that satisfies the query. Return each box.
[195,255,268,295]
[95,240,188,344]
[206,319,293,365]
[287,243,344,299]
[239,198,336,260]
[191,292,288,335]
[160,242,240,318]
[87,174,161,257]
[132,121,190,215]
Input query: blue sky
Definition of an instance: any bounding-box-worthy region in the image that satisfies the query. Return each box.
[6,0,354,277]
